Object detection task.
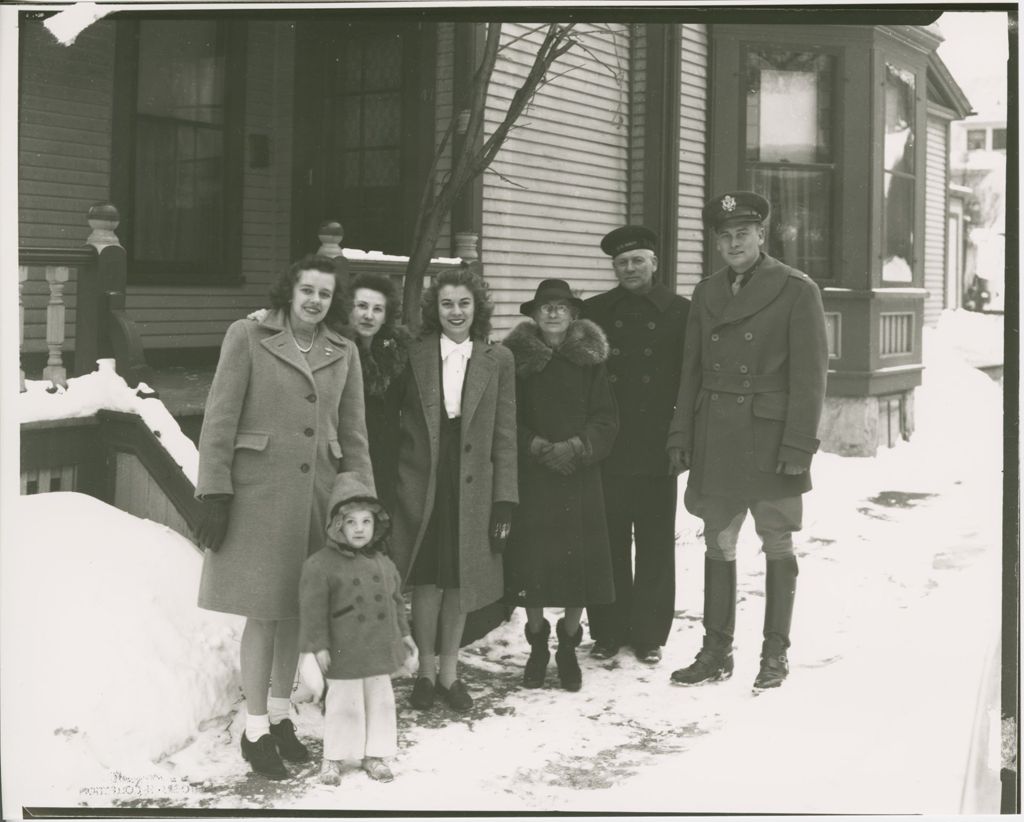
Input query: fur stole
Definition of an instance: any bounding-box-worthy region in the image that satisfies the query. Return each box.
[503,319,610,377]
[359,324,413,397]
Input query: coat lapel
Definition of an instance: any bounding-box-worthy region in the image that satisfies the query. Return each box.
[258,309,315,383]
[461,341,496,430]
[713,255,789,329]
[410,335,442,451]
[306,327,349,373]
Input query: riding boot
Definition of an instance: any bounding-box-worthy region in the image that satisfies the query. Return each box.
[670,559,736,685]
[523,618,551,688]
[753,556,798,690]
[554,618,583,691]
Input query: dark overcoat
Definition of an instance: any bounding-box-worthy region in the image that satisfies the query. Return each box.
[196,310,375,619]
[667,254,828,501]
[582,283,690,476]
[390,334,518,613]
[502,319,618,607]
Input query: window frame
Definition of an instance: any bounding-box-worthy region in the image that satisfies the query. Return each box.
[111,17,247,287]
[966,128,988,151]
[738,41,845,286]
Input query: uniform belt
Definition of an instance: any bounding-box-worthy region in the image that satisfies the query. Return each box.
[701,371,787,394]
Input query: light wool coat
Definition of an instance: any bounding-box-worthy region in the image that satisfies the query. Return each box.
[196,309,374,620]
[390,334,518,613]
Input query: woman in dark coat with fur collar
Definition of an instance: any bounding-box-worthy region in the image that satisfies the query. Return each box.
[502,279,619,691]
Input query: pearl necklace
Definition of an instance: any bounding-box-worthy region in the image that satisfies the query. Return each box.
[292,324,317,353]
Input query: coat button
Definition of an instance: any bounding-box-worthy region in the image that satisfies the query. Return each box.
[612,348,620,356]
[739,365,749,374]
[306,393,316,402]
[711,333,720,342]
[744,332,753,341]
[373,574,381,582]
[466,475,473,484]
[743,379,751,388]
[609,374,618,383]
[353,578,361,586]
[464,444,472,453]
[737,395,745,404]
[644,348,652,356]
[641,375,650,384]
[300,463,310,473]
[647,321,656,330]
[711,393,719,400]
[304,427,314,436]
[713,363,721,371]
[375,593,383,601]
[358,614,366,622]
[356,595,364,603]
[614,320,623,328]
[378,613,386,620]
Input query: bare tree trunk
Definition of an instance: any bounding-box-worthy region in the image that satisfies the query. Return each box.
[402,22,577,330]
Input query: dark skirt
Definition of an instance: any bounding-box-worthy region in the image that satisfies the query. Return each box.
[408,414,461,588]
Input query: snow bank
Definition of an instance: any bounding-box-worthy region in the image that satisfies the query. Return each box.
[1,493,241,810]
[18,363,199,485]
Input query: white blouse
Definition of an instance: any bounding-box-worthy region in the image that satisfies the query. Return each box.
[440,335,472,419]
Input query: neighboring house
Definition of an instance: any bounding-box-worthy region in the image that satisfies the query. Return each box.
[18,14,971,455]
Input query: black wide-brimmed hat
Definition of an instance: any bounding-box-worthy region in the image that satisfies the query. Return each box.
[519,279,584,316]
[600,225,658,257]
[702,191,770,231]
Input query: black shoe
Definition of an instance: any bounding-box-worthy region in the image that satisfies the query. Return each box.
[409,676,436,710]
[240,732,288,780]
[589,640,620,660]
[523,619,551,689]
[670,645,734,685]
[436,679,473,712]
[269,718,309,762]
[753,647,789,691]
[555,618,583,692]
[634,644,663,664]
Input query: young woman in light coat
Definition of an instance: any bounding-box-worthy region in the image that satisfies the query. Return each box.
[390,267,518,713]
[195,254,374,780]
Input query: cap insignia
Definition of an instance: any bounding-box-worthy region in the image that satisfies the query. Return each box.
[722,195,736,212]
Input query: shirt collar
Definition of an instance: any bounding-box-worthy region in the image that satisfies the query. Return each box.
[440,334,473,360]
[729,253,765,285]
[611,282,676,312]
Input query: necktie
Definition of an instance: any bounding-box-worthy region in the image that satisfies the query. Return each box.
[731,275,744,296]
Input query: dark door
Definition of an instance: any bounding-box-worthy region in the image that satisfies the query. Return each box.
[292,20,436,260]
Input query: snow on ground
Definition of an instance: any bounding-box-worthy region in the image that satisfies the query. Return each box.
[1,311,1006,816]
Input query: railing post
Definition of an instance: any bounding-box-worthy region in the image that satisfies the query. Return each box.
[76,203,122,375]
[316,220,350,289]
[19,266,28,392]
[41,266,70,387]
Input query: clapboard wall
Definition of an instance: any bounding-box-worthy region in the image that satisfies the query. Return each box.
[924,109,951,328]
[677,23,709,295]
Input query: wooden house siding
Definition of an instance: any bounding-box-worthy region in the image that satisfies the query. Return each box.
[481,23,631,336]
[924,112,948,328]
[677,23,708,295]
[629,25,646,224]
[435,23,455,256]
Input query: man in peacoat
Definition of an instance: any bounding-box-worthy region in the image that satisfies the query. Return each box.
[667,191,828,691]
[582,225,690,665]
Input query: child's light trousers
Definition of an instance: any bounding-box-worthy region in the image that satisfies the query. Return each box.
[323,674,397,761]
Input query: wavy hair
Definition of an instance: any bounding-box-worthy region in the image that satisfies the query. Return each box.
[420,266,493,342]
[268,254,348,329]
[342,271,402,333]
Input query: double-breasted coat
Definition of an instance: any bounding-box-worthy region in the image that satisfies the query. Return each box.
[502,319,618,607]
[196,309,375,620]
[390,334,518,613]
[582,284,690,476]
[667,254,829,501]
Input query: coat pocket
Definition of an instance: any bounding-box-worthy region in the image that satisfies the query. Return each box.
[332,605,354,619]
[232,431,270,485]
[751,392,788,472]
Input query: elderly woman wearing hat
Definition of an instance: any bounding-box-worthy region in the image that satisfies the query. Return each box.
[502,279,619,691]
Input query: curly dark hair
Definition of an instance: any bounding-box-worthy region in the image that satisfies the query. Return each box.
[420,266,493,341]
[342,271,403,333]
[267,254,348,329]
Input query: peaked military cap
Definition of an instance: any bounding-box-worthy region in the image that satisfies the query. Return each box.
[702,191,770,231]
[600,225,658,257]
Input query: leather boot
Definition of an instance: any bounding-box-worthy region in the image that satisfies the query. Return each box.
[523,618,551,688]
[671,559,736,685]
[554,618,583,692]
[753,556,798,690]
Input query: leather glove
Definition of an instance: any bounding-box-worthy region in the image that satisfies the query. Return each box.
[538,440,576,476]
[775,461,807,475]
[489,501,515,554]
[196,496,231,551]
[529,436,553,462]
[668,447,690,475]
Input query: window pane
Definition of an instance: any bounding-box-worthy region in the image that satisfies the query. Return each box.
[363,35,402,90]
[967,129,987,150]
[750,167,831,278]
[992,128,1007,150]
[137,21,224,125]
[883,63,915,173]
[362,149,400,187]
[362,92,401,146]
[882,171,914,282]
[746,50,833,163]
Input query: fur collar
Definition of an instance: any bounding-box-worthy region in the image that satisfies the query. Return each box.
[503,319,610,377]
[358,324,413,397]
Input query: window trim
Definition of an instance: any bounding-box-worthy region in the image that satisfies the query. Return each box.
[738,41,845,285]
[111,17,247,287]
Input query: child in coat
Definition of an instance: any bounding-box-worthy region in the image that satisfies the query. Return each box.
[299,472,416,784]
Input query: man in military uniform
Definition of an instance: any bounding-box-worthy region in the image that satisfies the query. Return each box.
[666,191,828,690]
[583,226,690,664]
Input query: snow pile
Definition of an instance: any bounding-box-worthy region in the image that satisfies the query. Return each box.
[18,364,199,485]
[2,493,242,809]
[932,308,1005,369]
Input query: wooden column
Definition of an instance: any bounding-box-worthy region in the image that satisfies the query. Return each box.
[42,266,70,387]
[450,22,485,259]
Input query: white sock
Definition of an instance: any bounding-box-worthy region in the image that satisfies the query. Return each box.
[245,712,270,743]
[267,696,291,725]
